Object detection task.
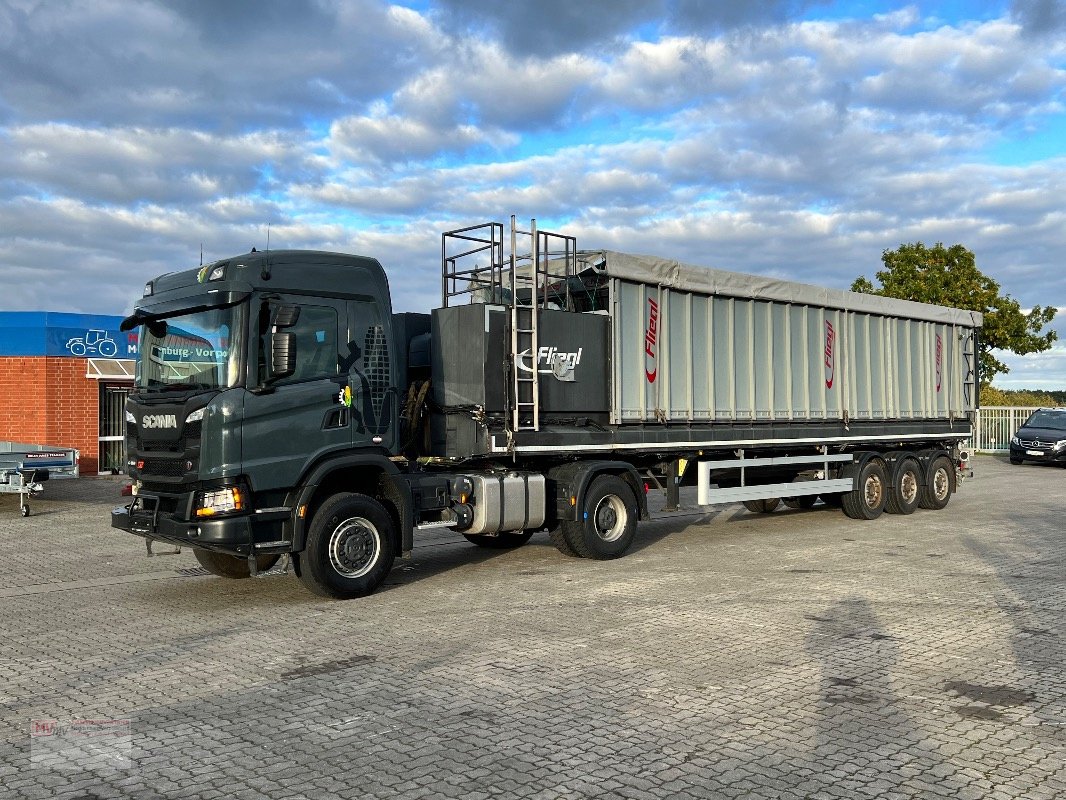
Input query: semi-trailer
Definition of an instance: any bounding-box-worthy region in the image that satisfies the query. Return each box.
[112,217,980,598]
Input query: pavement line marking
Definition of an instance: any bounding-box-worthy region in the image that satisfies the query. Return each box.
[0,572,182,598]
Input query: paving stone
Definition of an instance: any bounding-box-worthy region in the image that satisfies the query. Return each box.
[0,459,1063,799]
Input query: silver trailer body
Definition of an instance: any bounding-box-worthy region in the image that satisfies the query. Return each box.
[436,220,980,462]
[605,250,980,426]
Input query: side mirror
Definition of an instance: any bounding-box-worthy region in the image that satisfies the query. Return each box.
[271,332,296,380]
[273,305,300,329]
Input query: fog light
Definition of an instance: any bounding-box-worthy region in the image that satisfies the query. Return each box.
[196,486,245,517]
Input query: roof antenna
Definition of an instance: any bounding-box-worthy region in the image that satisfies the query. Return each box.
[261,223,273,281]
[200,243,203,267]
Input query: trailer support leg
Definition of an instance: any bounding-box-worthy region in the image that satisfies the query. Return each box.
[664,459,681,512]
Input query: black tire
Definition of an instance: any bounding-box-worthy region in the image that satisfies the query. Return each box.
[782,495,818,509]
[561,475,638,559]
[298,492,396,599]
[1009,457,1023,465]
[193,549,279,579]
[919,455,955,510]
[548,526,580,557]
[819,493,844,508]
[462,530,534,549]
[742,498,780,513]
[842,459,888,520]
[885,457,921,515]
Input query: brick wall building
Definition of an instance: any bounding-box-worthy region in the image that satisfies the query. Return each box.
[0,313,135,474]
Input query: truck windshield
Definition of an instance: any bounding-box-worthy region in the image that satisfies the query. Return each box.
[135,304,245,392]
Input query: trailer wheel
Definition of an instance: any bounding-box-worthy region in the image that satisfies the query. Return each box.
[548,526,580,557]
[298,492,395,599]
[782,495,818,509]
[885,457,921,515]
[742,498,780,513]
[561,475,637,559]
[918,455,955,510]
[462,531,535,549]
[842,459,888,520]
[193,549,279,579]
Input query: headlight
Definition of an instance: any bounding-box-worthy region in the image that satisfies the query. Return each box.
[196,486,246,518]
[1056,439,1066,449]
[186,408,206,424]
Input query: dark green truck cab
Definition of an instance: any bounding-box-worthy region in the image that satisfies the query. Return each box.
[112,250,421,597]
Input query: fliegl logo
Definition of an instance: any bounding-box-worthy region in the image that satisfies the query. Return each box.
[517,346,584,382]
[935,334,943,392]
[644,297,659,384]
[824,319,836,389]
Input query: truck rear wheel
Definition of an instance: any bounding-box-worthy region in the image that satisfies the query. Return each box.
[782,495,817,509]
[462,531,534,549]
[842,459,888,520]
[561,475,637,559]
[885,457,921,515]
[193,549,279,579]
[918,455,955,510]
[298,492,395,599]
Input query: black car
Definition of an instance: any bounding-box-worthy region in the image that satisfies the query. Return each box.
[1009,408,1066,465]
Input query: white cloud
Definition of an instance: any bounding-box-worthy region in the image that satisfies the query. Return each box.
[1,2,1065,385]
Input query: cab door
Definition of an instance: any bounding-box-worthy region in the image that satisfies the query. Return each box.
[242,297,350,491]
[344,298,397,452]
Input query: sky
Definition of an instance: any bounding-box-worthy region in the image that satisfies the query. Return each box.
[1,0,1065,388]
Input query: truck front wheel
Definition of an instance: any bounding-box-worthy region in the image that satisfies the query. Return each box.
[193,549,279,579]
[561,475,637,559]
[298,493,396,599]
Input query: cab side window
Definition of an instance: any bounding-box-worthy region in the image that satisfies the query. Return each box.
[262,304,339,384]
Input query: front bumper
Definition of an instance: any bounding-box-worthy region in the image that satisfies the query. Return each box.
[1009,444,1066,464]
[111,495,254,555]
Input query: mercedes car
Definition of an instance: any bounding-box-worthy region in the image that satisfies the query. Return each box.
[1009,408,1066,466]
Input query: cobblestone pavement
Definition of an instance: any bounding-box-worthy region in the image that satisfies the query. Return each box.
[0,455,1063,799]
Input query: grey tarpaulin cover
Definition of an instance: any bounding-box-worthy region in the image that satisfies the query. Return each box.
[581,250,983,328]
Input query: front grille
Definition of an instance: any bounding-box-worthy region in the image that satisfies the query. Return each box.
[1019,440,1053,451]
[129,420,202,453]
[140,457,190,478]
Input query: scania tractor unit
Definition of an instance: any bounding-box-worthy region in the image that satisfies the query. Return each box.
[112,217,980,599]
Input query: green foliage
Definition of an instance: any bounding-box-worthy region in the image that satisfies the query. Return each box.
[980,386,1063,407]
[852,242,1057,386]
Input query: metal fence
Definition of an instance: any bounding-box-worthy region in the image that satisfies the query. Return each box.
[972,406,1039,453]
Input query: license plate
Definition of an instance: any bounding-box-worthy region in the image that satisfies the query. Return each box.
[1026,450,1044,457]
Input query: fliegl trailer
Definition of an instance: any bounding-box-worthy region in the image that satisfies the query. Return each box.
[112,217,980,599]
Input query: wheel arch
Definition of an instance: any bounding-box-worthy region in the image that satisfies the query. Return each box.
[546,460,648,526]
[290,454,412,556]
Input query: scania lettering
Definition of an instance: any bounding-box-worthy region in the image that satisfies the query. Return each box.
[113,216,980,599]
[141,414,178,429]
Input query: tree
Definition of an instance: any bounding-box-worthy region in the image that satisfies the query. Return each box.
[851,242,1057,387]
